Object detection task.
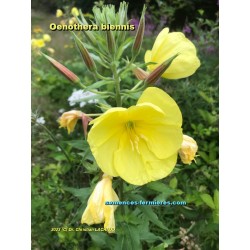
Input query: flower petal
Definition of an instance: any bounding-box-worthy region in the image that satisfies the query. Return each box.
[152,28,170,52]
[137,87,182,126]
[87,108,127,176]
[136,123,182,159]
[161,52,201,79]
[114,131,178,185]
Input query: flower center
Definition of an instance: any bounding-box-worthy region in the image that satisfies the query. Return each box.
[125,121,140,153]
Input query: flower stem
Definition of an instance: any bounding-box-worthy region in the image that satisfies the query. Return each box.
[111,63,122,107]
[38,123,73,167]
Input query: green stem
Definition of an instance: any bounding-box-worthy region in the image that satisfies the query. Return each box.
[118,178,125,215]
[111,63,122,107]
[38,123,73,167]
[118,57,136,77]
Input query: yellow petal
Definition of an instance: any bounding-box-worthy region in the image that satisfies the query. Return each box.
[145,28,200,79]
[161,52,201,79]
[87,108,127,176]
[114,132,178,185]
[137,87,182,126]
[152,28,170,52]
[136,123,182,159]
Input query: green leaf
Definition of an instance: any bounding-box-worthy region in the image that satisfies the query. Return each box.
[214,189,219,210]
[198,91,214,104]
[138,220,163,243]
[150,242,169,250]
[64,187,91,202]
[169,177,178,189]
[116,37,134,60]
[146,181,174,195]
[128,193,170,231]
[64,140,88,151]
[85,80,114,91]
[88,232,110,248]
[115,224,141,250]
[200,193,215,209]
[32,165,40,178]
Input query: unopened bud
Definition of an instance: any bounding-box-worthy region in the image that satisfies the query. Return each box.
[78,10,97,46]
[132,5,146,56]
[42,53,80,83]
[72,33,96,72]
[133,67,149,80]
[106,30,116,55]
[144,54,178,84]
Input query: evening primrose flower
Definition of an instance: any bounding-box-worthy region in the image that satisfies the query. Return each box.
[81,174,119,233]
[71,7,79,16]
[43,34,51,42]
[178,135,198,164]
[31,39,45,49]
[56,9,64,18]
[145,28,200,79]
[87,87,183,185]
[58,110,83,134]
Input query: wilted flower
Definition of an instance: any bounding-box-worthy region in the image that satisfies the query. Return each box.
[178,135,198,164]
[71,7,79,16]
[145,28,200,79]
[81,174,119,233]
[58,110,83,134]
[43,34,51,42]
[56,9,64,18]
[87,87,183,185]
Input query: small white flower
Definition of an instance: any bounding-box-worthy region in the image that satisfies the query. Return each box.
[36,116,45,125]
[58,108,65,114]
[68,89,99,107]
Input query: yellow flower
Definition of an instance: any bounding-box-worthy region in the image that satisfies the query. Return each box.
[178,135,198,164]
[56,9,64,18]
[71,7,79,16]
[58,110,82,134]
[31,39,45,49]
[69,17,76,25]
[87,87,183,185]
[145,28,200,79]
[81,174,119,233]
[43,34,51,42]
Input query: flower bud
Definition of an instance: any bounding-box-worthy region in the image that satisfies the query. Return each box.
[81,174,119,233]
[56,9,63,18]
[71,7,79,16]
[58,110,83,134]
[144,54,178,85]
[72,33,96,72]
[132,5,146,56]
[106,30,116,56]
[132,67,149,80]
[42,53,80,83]
[178,135,198,164]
